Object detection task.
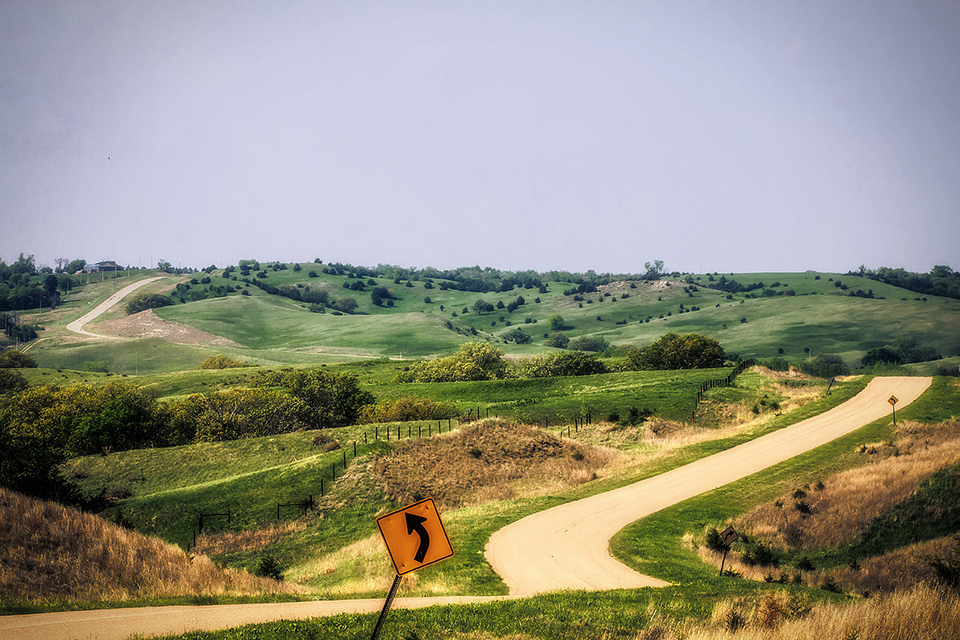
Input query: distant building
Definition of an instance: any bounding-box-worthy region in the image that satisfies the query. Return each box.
[81,261,120,273]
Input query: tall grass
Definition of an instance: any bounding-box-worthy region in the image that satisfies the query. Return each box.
[0,488,300,603]
[738,420,960,550]
[683,584,960,640]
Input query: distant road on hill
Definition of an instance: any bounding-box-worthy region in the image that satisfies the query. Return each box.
[65,277,163,339]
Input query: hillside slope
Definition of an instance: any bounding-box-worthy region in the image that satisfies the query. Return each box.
[22,267,960,375]
[0,488,300,603]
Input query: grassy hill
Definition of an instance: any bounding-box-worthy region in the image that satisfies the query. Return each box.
[17,265,960,375]
[3,262,960,636]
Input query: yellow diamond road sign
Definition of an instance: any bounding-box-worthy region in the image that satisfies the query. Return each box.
[377,497,454,576]
[888,395,898,406]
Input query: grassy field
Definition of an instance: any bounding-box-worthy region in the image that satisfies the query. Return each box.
[61,371,856,597]
[52,374,960,639]
[5,263,960,637]
[16,266,960,374]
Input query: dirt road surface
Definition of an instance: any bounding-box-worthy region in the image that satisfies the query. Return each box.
[65,277,163,339]
[0,596,508,640]
[485,376,931,596]
[0,376,930,639]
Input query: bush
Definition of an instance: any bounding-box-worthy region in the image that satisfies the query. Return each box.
[358,396,459,423]
[519,351,608,378]
[395,342,507,383]
[625,333,725,370]
[567,335,610,353]
[254,556,284,581]
[125,293,173,315]
[501,327,532,344]
[797,353,850,379]
[196,354,249,370]
[543,332,570,348]
[0,350,37,368]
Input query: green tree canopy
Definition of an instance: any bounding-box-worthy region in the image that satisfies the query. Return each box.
[125,293,174,315]
[626,333,726,370]
[396,342,507,383]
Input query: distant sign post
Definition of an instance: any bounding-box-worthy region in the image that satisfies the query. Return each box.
[719,526,739,577]
[370,498,454,640]
[888,395,898,426]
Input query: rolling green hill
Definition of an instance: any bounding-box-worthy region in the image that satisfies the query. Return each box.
[19,265,960,376]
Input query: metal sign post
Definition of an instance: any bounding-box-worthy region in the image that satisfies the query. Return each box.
[370,497,454,640]
[888,395,898,426]
[718,526,739,577]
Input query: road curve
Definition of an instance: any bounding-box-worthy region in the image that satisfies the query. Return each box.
[0,596,508,640]
[0,376,932,639]
[485,376,932,596]
[65,277,163,339]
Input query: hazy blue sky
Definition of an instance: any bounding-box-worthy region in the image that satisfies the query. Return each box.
[3,1,959,275]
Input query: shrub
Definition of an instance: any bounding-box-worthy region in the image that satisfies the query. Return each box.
[0,350,37,368]
[196,354,249,370]
[501,327,532,344]
[519,351,608,378]
[254,556,284,581]
[567,335,610,353]
[125,293,173,315]
[798,353,850,378]
[625,332,725,370]
[395,342,507,383]
[358,397,459,423]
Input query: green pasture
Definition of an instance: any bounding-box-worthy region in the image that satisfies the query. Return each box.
[64,372,862,598]
[22,268,960,376]
[98,375,954,640]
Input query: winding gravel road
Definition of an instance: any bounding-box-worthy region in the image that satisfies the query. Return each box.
[485,376,931,596]
[0,376,930,639]
[65,277,163,338]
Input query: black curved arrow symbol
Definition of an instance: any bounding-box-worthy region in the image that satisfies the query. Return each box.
[405,512,430,563]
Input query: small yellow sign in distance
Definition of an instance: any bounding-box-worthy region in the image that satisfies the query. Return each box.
[888,395,898,406]
[377,497,454,576]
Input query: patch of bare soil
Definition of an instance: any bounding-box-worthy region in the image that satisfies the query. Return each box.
[374,419,617,508]
[97,309,239,347]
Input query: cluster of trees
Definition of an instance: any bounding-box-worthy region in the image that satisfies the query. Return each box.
[0,369,374,501]
[518,351,608,378]
[196,354,250,369]
[853,265,960,300]
[357,397,459,423]
[861,336,943,366]
[395,342,509,383]
[622,333,726,371]
[125,293,174,314]
[0,254,66,313]
[704,275,767,295]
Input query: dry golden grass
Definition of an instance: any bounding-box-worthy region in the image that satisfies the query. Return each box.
[691,535,958,594]
[193,521,306,557]
[0,488,302,602]
[680,583,960,640]
[374,418,618,509]
[739,421,960,550]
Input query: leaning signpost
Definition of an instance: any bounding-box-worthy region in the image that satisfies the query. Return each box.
[371,497,455,640]
[718,525,739,577]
